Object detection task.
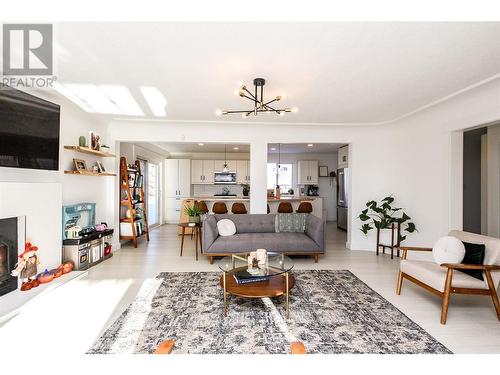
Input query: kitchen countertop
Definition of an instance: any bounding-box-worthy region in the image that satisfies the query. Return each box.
[190,196,318,202]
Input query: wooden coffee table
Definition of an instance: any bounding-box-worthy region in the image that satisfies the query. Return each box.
[218,253,295,319]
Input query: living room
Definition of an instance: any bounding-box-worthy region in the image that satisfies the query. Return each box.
[1,2,500,372]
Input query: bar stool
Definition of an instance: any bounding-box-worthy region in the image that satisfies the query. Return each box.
[296,201,313,214]
[212,201,228,214]
[267,204,270,214]
[277,201,293,213]
[195,200,209,214]
[231,202,247,214]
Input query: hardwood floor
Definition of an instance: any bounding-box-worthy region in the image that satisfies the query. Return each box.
[0,222,499,354]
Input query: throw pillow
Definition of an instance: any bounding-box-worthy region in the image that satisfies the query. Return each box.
[275,213,307,233]
[217,219,236,236]
[459,241,486,280]
[432,236,465,265]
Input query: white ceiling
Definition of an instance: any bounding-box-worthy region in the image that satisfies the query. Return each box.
[150,142,251,154]
[268,143,345,154]
[53,22,500,124]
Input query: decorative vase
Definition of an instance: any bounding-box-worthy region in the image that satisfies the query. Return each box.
[78,136,86,147]
[189,216,200,224]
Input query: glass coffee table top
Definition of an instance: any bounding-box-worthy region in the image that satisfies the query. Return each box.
[218,252,294,277]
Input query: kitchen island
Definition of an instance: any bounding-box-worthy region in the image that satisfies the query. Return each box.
[190,196,323,219]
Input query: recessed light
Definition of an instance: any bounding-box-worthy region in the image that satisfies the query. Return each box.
[233,147,239,150]
[140,87,167,117]
[307,144,313,147]
[215,109,222,116]
[270,147,276,151]
[198,143,204,146]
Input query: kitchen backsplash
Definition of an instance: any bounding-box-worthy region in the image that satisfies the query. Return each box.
[193,184,244,196]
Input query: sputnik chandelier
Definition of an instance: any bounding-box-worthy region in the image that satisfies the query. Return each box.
[216,78,297,118]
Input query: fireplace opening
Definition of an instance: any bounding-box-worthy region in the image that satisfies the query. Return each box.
[0,217,24,297]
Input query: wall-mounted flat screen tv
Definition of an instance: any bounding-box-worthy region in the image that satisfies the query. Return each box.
[0,85,60,170]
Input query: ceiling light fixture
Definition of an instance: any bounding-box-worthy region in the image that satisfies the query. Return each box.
[223,144,228,172]
[217,78,297,117]
[198,143,204,146]
[233,147,239,150]
[307,144,314,147]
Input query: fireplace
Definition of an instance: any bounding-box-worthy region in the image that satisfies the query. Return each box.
[0,217,25,297]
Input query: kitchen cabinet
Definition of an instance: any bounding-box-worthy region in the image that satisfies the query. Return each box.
[338,145,349,168]
[165,159,191,197]
[191,160,215,184]
[298,160,319,184]
[236,160,250,184]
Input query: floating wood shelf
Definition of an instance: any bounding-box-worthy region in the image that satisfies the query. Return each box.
[64,170,116,176]
[64,145,116,157]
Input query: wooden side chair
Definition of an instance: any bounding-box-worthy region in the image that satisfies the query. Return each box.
[396,230,500,324]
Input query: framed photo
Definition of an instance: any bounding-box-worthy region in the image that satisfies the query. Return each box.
[73,158,87,172]
[89,131,101,151]
[319,165,329,177]
[96,161,106,173]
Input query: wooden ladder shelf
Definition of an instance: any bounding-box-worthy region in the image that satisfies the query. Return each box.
[119,156,150,248]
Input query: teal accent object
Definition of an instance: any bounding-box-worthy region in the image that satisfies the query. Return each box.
[78,136,86,147]
[275,213,307,233]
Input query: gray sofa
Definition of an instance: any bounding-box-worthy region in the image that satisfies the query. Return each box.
[202,214,325,263]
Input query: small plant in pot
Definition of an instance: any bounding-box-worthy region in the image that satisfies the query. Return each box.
[358,196,416,242]
[185,204,201,224]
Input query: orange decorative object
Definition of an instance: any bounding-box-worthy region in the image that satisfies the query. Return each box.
[60,261,74,274]
[51,268,63,278]
[37,269,55,284]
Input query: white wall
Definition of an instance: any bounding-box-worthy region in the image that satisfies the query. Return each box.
[0,90,116,280]
[486,123,500,237]
[267,152,338,221]
[108,77,500,252]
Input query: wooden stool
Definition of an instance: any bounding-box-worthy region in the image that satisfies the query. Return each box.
[195,200,209,214]
[231,202,247,214]
[277,202,293,213]
[177,222,201,261]
[296,201,313,214]
[212,202,228,214]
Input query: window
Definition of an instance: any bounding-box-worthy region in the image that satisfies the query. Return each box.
[267,163,293,193]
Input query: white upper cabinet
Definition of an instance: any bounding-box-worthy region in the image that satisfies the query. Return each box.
[165,159,191,197]
[338,146,349,168]
[191,160,203,184]
[236,160,250,184]
[298,160,319,185]
[191,160,215,184]
[202,160,215,183]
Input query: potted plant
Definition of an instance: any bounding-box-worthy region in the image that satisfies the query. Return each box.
[184,204,201,224]
[358,196,416,242]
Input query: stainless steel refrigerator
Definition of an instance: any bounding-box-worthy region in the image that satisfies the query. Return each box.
[337,168,349,231]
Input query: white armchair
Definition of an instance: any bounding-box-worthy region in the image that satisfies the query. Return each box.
[396,230,500,324]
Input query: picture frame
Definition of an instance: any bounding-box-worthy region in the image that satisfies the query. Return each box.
[73,158,87,172]
[319,165,329,177]
[89,131,101,151]
[96,161,106,173]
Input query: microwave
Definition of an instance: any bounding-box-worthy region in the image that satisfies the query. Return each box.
[214,172,237,184]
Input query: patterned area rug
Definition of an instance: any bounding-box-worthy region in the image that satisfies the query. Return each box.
[88,270,451,354]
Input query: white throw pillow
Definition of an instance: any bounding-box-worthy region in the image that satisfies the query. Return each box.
[432,236,465,265]
[217,219,236,236]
